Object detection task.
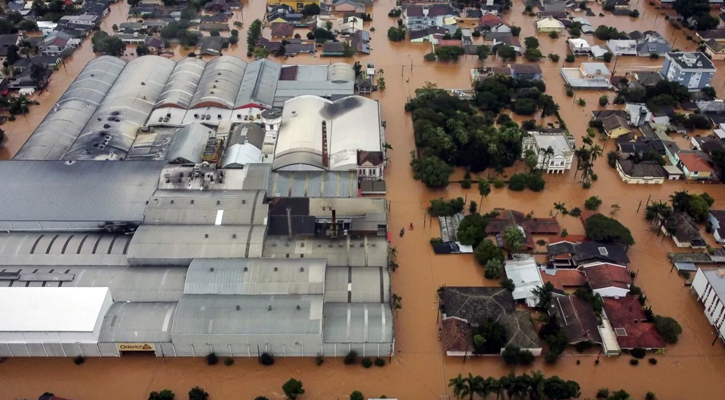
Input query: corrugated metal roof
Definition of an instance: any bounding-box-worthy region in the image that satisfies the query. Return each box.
[273,80,355,107]
[324,266,390,303]
[0,160,164,224]
[267,171,357,197]
[0,265,186,302]
[99,302,176,342]
[263,236,388,267]
[128,225,266,265]
[701,269,725,298]
[164,122,213,164]
[234,59,280,108]
[322,302,393,343]
[185,258,325,295]
[240,163,272,190]
[0,232,131,266]
[143,190,267,226]
[221,143,262,168]
[156,57,206,109]
[190,56,247,109]
[64,56,177,160]
[171,294,323,335]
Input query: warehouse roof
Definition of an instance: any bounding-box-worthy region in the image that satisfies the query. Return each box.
[143,190,268,226]
[14,57,126,160]
[0,266,186,302]
[0,232,131,266]
[185,258,325,295]
[190,56,247,109]
[322,302,393,343]
[0,160,164,225]
[64,56,176,160]
[324,266,390,303]
[267,171,358,197]
[164,122,213,164]
[156,57,207,109]
[128,225,266,264]
[234,59,280,109]
[263,236,388,267]
[0,287,110,332]
[171,294,323,335]
[99,302,176,343]
[273,95,382,171]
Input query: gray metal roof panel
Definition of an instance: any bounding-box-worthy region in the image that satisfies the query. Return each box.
[263,236,388,267]
[322,302,393,343]
[164,122,213,164]
[0,233,131,266]
[234,59,281,108]
[99,302,176,343]
[144,190,267,226]
[171,294,323,335]
[156,57,207,109]
[324,266,389,303]
[0,160,164,223]
[190,56,247,109]
[185,258,325,295]
[240,163,272,190]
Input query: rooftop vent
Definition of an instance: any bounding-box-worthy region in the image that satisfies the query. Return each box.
[236,305,240,311]
[209,267,214,272]
[243,267,248,271]
[268,305,272,311]
[274,267,278,271]
[300,267,304,272]
[296,305,301,310]
[232,234,237,238]
[614,328,627,336]
[204,234,209,238]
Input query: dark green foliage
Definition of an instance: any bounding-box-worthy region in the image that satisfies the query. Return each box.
[205,352,218,365]
[73,355,85,365]
[630,9,639,17]
[543,376,580,399]
[374,357,385,367]
[508,173,528,191]
[361,357,372,368]
[435,46,465,61]
[497,45,517,61]
[387,26,406,42]
[457,214,489,247]
[472,319,507,354]
[527,172,546,191]
[513,98,538,115]
[522,119,537,130]
[510,25,521,36]
[569,207,581,217]
[224,357,234,366]
[430,237,443,245]
[565,55,575,63]
[629,359,639,366]
[282,378,305,400]
[469,200,478,214]
[461,178,472,189]
[631,348,646,359]
[544,351,559,364]
[149,390,175,400]
[411,155,453,188]
[428,197,465,217]
[533,282,555,308]
[596,388,609,399]
[344,350,358,365]
[653,315,682,343]
[585,196,602,210]
[594,25,628,40]
[301,3,320,16]
[188,387,209,400]
[500,277,516,292]
[519,349,535,365]
[585,213,635,246]
[260,352,274,365]
[669,191,711,223]
[574,340,593,353]
[649,357,658,365]
[502,345,522,365]
[315,355,324,366]
[350,391,364,400]
[91,31,126,56]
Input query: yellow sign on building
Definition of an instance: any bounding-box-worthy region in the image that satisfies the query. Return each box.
[116,343,156,352]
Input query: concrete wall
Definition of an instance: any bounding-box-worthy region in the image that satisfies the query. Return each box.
[693,269,725,341]
[170,334,323,357]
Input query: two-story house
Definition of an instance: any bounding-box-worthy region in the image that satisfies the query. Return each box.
[561,62,611,89]
[660,52,716,90]
[39,32,80,57]
[624,103,652,127]
[510,64,542,80]
[403,4,455,31]
[521,131,576,173]
[58,14,100,27]
[357,151,384,180]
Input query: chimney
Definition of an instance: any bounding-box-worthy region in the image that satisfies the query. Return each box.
[321,120,329,168]
[286,206,293,239]
[331,209,337,238]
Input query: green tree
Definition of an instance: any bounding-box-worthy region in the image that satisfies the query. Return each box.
[474,319,507,354]
[475,239,504,266]
[449,374,470,400]
[136,44,150,56]
[584,196,602,210]
[497,45,517,61]
[599,95,609,106]
[524,36,540,49]
[484,258,503,279]
[301,3,320,16]
[148,389,175,400]
[188,387,208,400]
[457,214,489,247]
[478,178,491,206]
[602,51,613,62]
[503,226,525,252]
[653,315,682,343]
[477,45,491,62]
[584,213,635,246]
[282,378,305,400]
[411,155,453,188]
[508,173,529,191]
[378,77,386,92]
[435,46,465,62]
[532,282,555,308]
[387,26,406,42]
[543,376,579,400]
[502,345,522,365]
[350,391,364,400]
[29,63,47,88]
[525,149,539,172]
[513,98,537,115]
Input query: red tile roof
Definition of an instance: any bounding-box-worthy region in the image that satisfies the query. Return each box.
[584,263,632,290]
[438,39,462,48]
[479,14,503,26]
[678,152,714,173]
[441,317,473,353]
[547,234,587,244]
[603,296,665,349]
[613,321,666,349]
[603,295,646,321]
[542,270,587,292]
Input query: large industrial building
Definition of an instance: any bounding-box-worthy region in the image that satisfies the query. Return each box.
[0,55,392,358]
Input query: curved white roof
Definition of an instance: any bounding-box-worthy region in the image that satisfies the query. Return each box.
[156,57,207,109]
[190,56,247,109]
[273,95,382,171]
[327,63,355,83]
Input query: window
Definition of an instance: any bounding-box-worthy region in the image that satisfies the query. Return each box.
[598,247,609,256]
[614,327,627,336]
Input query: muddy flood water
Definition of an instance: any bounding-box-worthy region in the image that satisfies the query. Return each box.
[2,0,725,399]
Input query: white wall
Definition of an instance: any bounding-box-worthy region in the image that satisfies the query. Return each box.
[693,270,725,342]
[593,287,630,298]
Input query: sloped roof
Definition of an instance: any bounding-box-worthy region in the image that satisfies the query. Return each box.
[679,152,714,173]
[549,296,602,344]
[584,263,632,290]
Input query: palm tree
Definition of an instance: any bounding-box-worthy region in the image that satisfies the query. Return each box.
[590,144,603,162]
[478,178,491,207]
[645,201,673,233]
[388,260,398,272]
[669,190,691,212]
[449,374,470,400]
[391,294,402,315]
[538,146,554,171]
[488,377,502,400]
[500,372,517,400]
[512,374,529,400]
[582,135,594,147]
[527,371,546,400]
[388,246,397,260]
[465,374,482,400]
[553,202,566,217]
[473,376,493,400]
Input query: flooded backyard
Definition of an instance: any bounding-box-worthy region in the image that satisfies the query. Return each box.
[2,0,725,399]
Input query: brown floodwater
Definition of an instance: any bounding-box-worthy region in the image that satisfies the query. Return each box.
[3,1,725,399]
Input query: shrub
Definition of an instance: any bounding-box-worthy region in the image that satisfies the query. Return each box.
[519,349,535,365]
[565,54,575,63]
[508,173,528,191]
[493,178,505,188]
[206,352,218,365]
[629,359,639,366]
[631,348,646,359]
[566,88,574,97]
[536,239,547,246]
[648,357,658,365]
[602,51,613,62]
[260,352,274,365]
[73,355,85,365]
[188,387,209,400]
[646,392,657,400]
[577,98,586,106]
[315,355,324,366]
[544,351,559,364]
[574,340,593,353]
[502,345,522,365]
[149,390,175,400]
[461,178,472,189]
[630,9,639,17]
[424,52,436,61]
[549,31,559,39]
[472,30,481,37]
[549,53,560,62]
[599,95,609,106]
[374,357,385,367]
[350,391,364,400]
[653,315,682,343]
[527,173,546,192]
[569,207,581,217]
[361,357,372,368]
[561,229,568,237]
[596,388,610,399]
[430,237,443,245]
[224,357,234,366]
[344,350,358,365]
[585,196,602,210]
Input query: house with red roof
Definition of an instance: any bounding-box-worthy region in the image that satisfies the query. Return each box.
[478,14,510,33]
[603,295,666,350]
[676,151,715,181]
[583,262,632,298]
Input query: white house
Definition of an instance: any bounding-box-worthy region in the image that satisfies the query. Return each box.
[624,103,652,127]
[606,39,638,56]
[504,256,544,308]
[522,131,575,173]
[567,38,591,55]
[692,268,725,344]
[708,210,725,243]
[535,17,565,33]
[582,262,632,298]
